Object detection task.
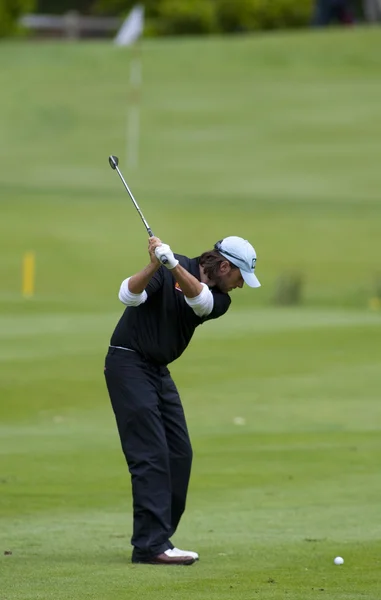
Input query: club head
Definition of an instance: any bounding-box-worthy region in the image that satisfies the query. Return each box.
[109,155,119,170]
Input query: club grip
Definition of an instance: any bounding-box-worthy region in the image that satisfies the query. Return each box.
[149,230,168,264]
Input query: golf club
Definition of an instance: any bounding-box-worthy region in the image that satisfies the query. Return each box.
[108,155,168,264]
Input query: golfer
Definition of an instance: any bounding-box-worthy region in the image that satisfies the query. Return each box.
[104,235,260,565]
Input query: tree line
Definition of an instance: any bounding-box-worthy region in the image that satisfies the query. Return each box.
[0,0,367,39]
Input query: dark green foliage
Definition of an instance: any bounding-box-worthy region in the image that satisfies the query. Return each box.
[93,0,160,17]
[216,0,314,33]
[35,0,94,14]
[156,0,217,35]
[94,0,314,34]
[0,0,36,37]
[31,0,316,35]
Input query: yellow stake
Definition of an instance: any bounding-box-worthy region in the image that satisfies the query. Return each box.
[22,251,35,297]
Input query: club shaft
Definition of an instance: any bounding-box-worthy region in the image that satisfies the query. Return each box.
[114,165,153,237]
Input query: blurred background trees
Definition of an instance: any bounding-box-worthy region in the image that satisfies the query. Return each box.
[0,0,371,39]
[98,0,316,33]
[0,0,36,36]
[35,0,94,12]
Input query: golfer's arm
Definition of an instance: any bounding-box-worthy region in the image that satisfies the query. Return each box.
[128,263,161,294]
[171,264,203,298]
[172,264,213,317]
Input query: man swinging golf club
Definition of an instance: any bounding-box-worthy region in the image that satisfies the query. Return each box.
[104,235,261,565]
[105,156,261,565]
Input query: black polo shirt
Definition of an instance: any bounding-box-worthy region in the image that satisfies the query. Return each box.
[110,253,231,366]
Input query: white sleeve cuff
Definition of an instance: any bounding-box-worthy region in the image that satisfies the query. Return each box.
[118,278,148,306]
[184,282,214,317]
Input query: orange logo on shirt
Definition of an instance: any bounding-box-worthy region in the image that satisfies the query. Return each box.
[175,282,183,292]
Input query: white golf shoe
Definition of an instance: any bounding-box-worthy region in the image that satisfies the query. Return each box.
[165,547,199,561]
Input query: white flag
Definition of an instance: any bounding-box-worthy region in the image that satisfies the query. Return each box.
[114,4,144,47]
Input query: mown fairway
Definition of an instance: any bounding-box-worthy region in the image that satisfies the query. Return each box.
[1,28,381,599]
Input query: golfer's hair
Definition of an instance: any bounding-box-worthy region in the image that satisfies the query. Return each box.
[199,250,236,280]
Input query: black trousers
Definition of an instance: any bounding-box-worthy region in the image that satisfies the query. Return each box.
[104,347,193,559]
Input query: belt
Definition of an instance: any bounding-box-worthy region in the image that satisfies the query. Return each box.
[108,345,168,373]
[109,345,135,352]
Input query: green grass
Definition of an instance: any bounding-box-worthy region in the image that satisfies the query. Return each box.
[1,28,381,599]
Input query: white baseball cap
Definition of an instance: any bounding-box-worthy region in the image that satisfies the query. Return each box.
[214,236,261,288]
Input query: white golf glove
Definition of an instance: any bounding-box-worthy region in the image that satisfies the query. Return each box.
[155,243,179,270]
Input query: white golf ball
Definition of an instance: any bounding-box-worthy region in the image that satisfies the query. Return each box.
[334,556,344,565]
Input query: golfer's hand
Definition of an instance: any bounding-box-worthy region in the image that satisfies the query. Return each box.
[148,236,162,265]
[155,243,179,270]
